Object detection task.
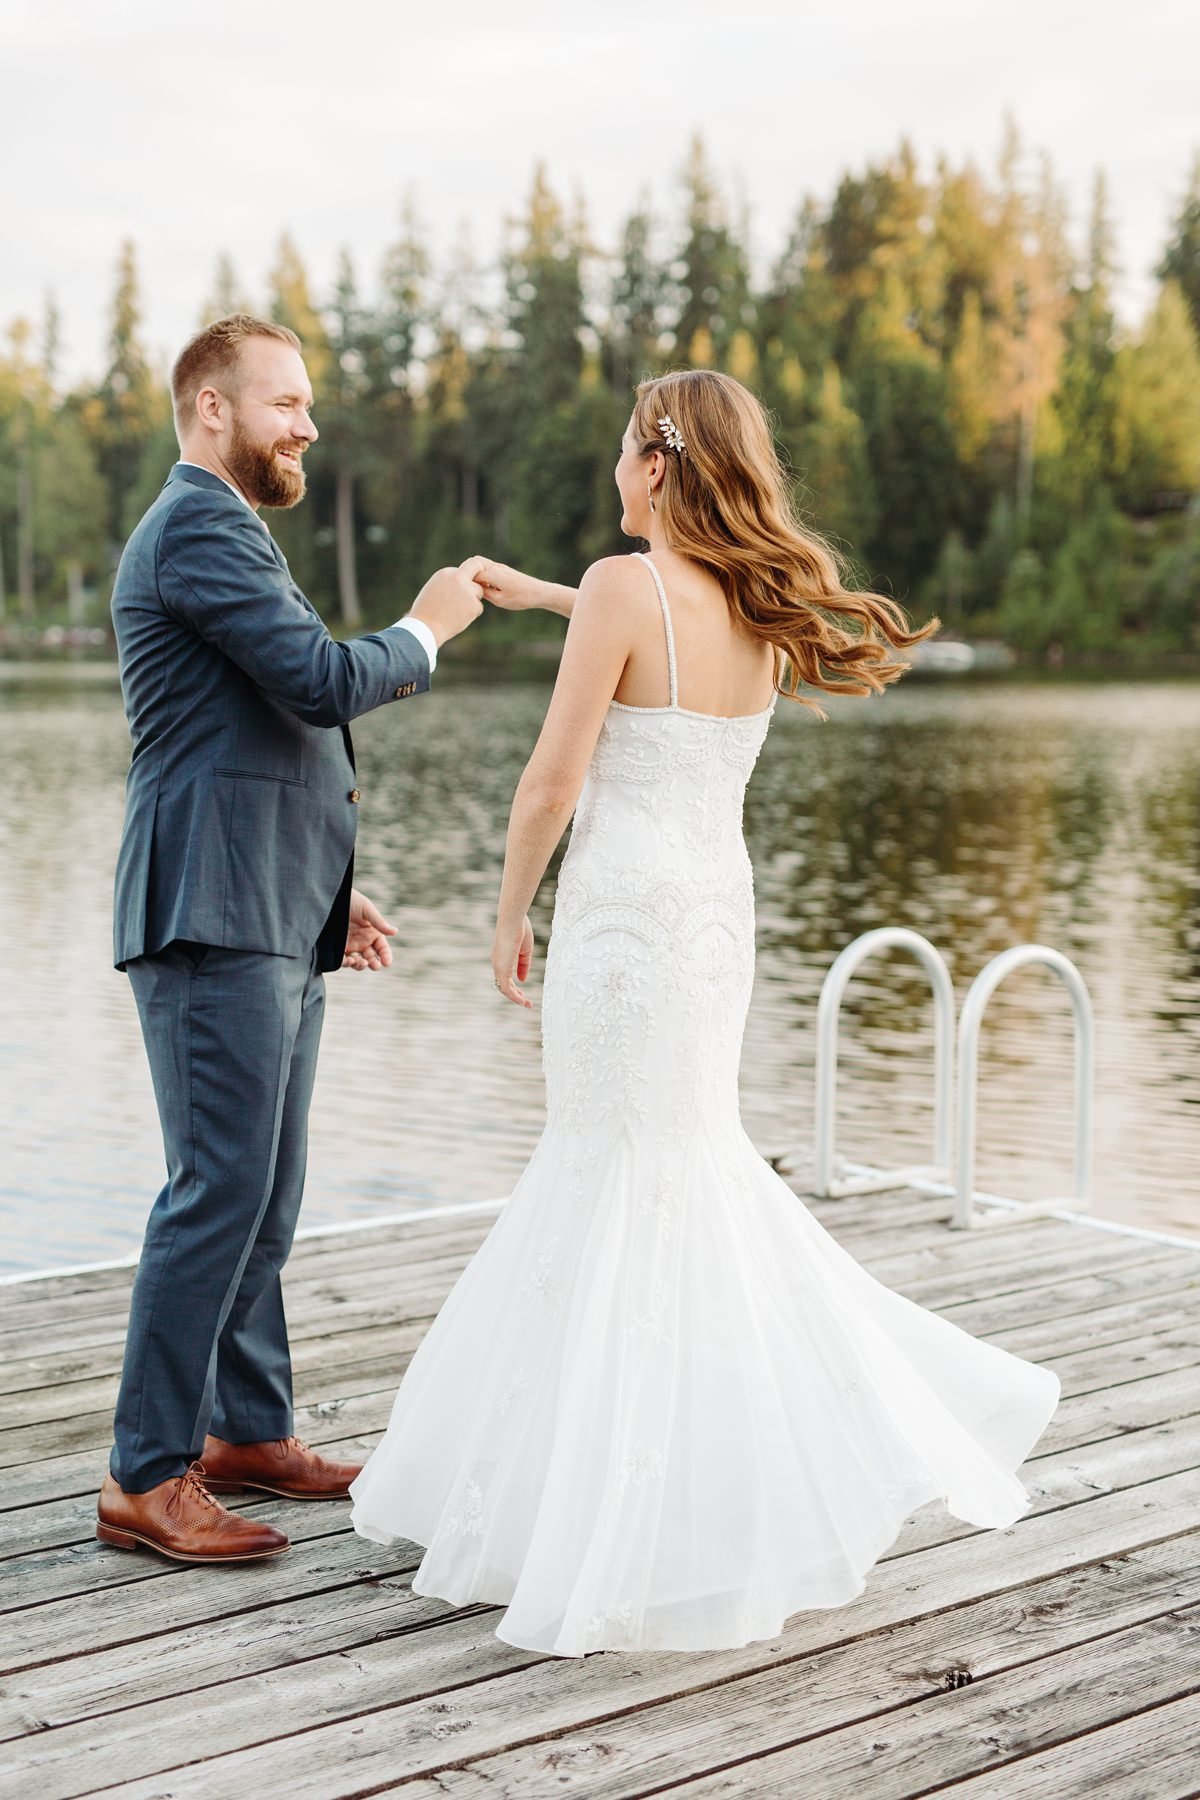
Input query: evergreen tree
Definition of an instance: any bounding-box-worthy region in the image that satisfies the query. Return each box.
[670,136,754,366]
[1157,151,1200,342]
[607,191,664,395]
[790,361,877,560]
[0,318,48,615]
[502,165,594,574]
[366,195,434,595]
[1113,280,1200,511]
[94,240,166,541]
[758,196,839,424]
[202,254,251,322]
[33,403,109,614]
[268,233,331,385]
[323,249,387,624]
[1049,172,1119,514]
[266,234,330,594]
[850,345,959,588]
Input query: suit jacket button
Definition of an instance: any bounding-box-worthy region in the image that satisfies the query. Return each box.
[348,788,361,803]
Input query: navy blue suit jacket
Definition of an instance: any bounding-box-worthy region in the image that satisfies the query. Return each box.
[111,462,430,973]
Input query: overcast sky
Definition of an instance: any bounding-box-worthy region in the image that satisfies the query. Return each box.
[4,0,1197,384]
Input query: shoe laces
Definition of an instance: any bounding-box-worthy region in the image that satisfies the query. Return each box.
[275,1435,314,1461]
[166,1459,223,1515]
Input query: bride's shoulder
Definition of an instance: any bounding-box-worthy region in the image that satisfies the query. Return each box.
[575,554,653,613]
[580,553,647,585]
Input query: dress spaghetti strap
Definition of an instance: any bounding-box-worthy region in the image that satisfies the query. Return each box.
[631,551,679,710]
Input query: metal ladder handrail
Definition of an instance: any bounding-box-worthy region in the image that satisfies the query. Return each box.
[813,927,955,1198]
[954,943,1094,1228]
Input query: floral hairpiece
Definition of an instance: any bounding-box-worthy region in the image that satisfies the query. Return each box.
[657,412,686,455]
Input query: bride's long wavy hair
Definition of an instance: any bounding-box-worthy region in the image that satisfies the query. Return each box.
[630,369,940,717]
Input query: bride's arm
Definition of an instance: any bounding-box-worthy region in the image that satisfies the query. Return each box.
[491,558,637,1004]
[476,559,578,619]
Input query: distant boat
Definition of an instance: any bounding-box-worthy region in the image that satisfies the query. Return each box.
[909,639,1016,673]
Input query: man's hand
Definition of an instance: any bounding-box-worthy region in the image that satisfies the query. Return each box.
[491,915,535,1007]
[343,888,398,972]
[407,558,486,647]
[475,560,576,618]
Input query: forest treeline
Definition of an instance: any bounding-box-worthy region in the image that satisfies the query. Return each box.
[2,126,1200,665]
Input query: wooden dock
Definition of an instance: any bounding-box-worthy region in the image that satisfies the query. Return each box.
[2,1186,1200,1799]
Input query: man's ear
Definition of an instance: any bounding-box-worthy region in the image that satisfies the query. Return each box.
[194,384,225,434]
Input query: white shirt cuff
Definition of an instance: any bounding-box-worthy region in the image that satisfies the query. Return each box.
[392,615,438,672]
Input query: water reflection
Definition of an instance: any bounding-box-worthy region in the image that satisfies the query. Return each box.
[0,665,1196,1274]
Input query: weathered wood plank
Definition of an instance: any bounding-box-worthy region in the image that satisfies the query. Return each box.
[0,1419,387,1516]
[7,1384,1198,1596]
[0,1247,478,1342]
[3,1548,1196,1797]
[6,1243,1196,1417]
[0,1211,500,1313]
[0,1501,353,1613]
[4,1205,1198,1800]
[538,1608,1200,1800]
[4,1203,1189,1352]
[3,1452,1197,1706]
[983,1281,1200,1362]
[0,1185,949,1351]
[0,1322,430,1434]
[924,1688,1200,1799]
[5,1384,1197,1647]
[0,1183,959,1319]
[0,1428,383,1564]
[5,1234,1190,1383]
[16,1283,1200,1453]
[69,1579,1200,1800]
[0,1193,970,1400]
[0,1529,418,1677]
[7,1325,1200,1487]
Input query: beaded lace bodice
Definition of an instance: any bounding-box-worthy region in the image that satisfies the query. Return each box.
[542,551,775,1147]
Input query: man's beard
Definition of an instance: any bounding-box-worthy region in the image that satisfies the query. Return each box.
[226,414,307,508]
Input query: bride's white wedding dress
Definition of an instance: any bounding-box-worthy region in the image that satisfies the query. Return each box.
[349,551,1061,1657]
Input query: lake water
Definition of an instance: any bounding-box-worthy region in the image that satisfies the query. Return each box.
[1,664,1197,1276]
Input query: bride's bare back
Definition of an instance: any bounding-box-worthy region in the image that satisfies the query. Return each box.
[612,550,776,718]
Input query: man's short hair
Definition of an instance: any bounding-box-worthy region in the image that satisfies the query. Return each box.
[171,313,302,433]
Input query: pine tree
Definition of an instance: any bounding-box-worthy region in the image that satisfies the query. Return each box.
[324,249,372,625]
[1157,152,1200,342]
[502,165,594,574]
[95,240,166,541]
[265,234,330,597]
[268,233,331,386]
[1050,172,1119,514]
[670,136,754,366]
[608,191,663,396]
[790,361,877,558]
[202,254,251,322]
[1112,280,1200,511]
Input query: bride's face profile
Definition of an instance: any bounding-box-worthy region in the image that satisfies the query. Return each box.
[615,411,662,539]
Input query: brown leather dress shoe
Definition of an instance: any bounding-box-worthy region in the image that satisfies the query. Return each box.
[201,1433,363,1500]
[96,1462,290,1563]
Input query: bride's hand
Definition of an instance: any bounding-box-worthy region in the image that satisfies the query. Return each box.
[492,916,535,1007]
[474,559,546,613]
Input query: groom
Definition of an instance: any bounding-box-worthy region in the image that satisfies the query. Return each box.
[98,313,484,1564]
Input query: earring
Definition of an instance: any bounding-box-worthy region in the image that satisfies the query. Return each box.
[647,482,655,514]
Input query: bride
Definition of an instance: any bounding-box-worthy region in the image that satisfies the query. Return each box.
[348,368,1061,1657]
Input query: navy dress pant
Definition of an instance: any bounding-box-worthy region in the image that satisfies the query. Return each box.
[111,939,325,1492]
